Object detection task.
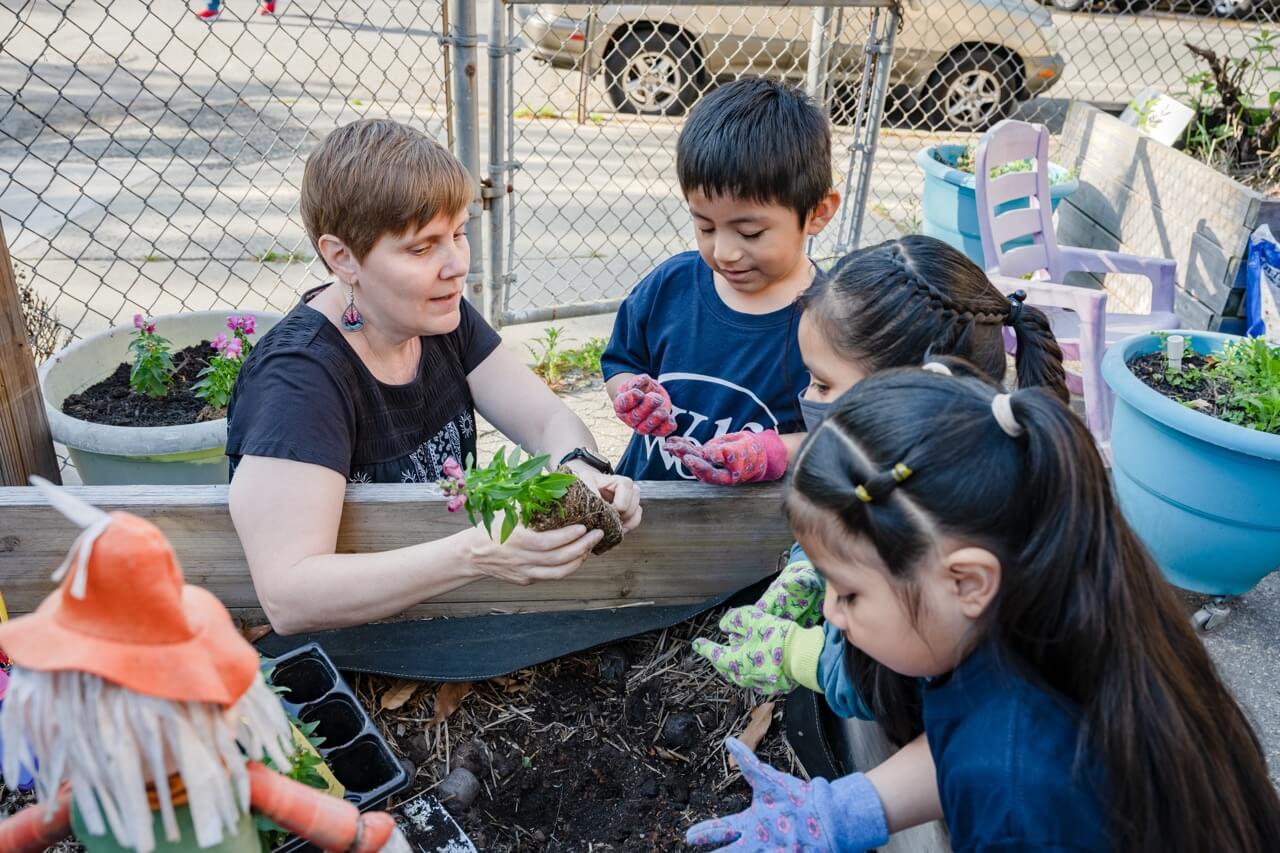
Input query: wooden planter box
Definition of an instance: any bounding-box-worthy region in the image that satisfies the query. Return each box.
[1054,101,1279,330]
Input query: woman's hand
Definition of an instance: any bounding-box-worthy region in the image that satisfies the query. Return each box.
[567,464,643,532]
[464,524,604,586]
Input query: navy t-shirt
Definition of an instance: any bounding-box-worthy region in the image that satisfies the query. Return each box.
[924,643,1110,851]
[226,285,501,484]
[601,251,808,481]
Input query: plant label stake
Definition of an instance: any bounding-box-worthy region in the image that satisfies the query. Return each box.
[1167,334,1186,373]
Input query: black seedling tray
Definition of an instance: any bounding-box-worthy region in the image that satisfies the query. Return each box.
[264,643,411,853]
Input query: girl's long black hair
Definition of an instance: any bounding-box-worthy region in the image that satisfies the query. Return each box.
[788,368,1280,852]
[802,235,1068,402]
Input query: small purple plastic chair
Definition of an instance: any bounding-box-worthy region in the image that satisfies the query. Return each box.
[975,119,1179,451]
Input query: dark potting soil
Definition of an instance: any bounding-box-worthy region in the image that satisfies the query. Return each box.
[60,343,220,427]
[528,468,624,555]
[1128,351,1233,422]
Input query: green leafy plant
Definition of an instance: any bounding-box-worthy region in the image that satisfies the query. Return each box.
[939,145,1076,185]
[1181,33,1280,189]
[438,449,577,543]
[193,315,257,410]
[1147,335,1280,435]
[128,314,175,398]
[526,327,607,389]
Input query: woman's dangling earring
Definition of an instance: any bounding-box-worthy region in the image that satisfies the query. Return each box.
[341,280,364,332]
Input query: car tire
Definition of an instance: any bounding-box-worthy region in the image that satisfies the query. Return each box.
[1050,0,1091,11]
[1208,0,1252,16]
[1106,0,1152,11]
[604,29,701,117]
[927,48,1019,132]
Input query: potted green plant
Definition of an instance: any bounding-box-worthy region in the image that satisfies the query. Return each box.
[439,448,623,554]
[915,142,1078,266]
[1102,330,1280,600]
[39,310,281,485]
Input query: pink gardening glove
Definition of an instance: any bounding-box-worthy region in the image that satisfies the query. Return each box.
[664,430,788,485]
[613,374,678,436]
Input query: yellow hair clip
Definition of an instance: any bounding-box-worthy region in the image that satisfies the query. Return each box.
[854,485,873,503]
[892,463,913,483]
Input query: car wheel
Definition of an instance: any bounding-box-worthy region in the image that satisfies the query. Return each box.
[604,29,701,117]
[1106,0,1152,11]
[928,49,1019,132]
[1050,0,1091,11]
[1209,0,1251,16]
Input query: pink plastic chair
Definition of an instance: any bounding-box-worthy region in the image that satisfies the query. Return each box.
[974,119,1179,449]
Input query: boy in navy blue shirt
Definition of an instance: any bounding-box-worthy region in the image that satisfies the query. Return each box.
[601,78,840,482]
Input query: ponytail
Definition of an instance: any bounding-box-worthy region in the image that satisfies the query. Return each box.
[788,371,1280,852]
[1005,292,1069,403]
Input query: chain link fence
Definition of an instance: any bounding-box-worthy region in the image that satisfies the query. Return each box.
[1,0,451,342]
[6,1,1280,338]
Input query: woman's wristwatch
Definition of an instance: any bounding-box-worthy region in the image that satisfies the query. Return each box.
[559,448,614,475]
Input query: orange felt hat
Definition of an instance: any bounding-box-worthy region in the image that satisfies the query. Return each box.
[0,479,259,706]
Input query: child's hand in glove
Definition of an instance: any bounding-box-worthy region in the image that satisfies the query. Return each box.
[686,738,889,852]
[757,558,826,628]
[663,430,787,485]
[612,375,677,436]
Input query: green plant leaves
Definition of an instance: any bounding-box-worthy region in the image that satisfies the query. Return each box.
[456,448,580,540]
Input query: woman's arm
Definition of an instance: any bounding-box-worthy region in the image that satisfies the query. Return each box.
[229,456,603,634]
[468,344,640,530]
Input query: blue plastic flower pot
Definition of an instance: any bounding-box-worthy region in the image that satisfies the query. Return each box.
[915,145,1079,268]
[1103,331,1280,595]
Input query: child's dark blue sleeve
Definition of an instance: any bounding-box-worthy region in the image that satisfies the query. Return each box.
[601,286,651,380]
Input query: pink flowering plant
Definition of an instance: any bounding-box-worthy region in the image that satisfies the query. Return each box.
[128,314,175,398]
[192,314,258,410]
[438,448,577,543]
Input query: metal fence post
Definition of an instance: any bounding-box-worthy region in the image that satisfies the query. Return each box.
[486,0,508,329]
[450,0,486,313]
[805,6,835,108]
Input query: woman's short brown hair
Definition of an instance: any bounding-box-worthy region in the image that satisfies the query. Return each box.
[301,119,472,269]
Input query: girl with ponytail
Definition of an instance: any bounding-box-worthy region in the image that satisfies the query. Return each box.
[689,369,1280,851]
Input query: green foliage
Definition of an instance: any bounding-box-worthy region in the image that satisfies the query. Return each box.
[526,326,607,388]
[940,145,1076,186]
[128,321,175,399]
[1218,337,1280,434]
[192,351,241,409]
[454,448,577,543]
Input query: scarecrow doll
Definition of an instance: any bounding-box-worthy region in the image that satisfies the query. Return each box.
[0,478,410,853]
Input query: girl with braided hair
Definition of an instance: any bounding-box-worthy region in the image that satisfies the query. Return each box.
[689,369,1280,851]
[667,234,1068,482]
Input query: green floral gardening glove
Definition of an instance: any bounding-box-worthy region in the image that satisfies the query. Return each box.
[757,557,827,628]
[693,606,827,695]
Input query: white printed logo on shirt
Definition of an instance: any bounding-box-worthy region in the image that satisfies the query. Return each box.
[641,372,778,480]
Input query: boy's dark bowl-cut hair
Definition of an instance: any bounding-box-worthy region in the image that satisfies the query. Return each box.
[677,78,832,224]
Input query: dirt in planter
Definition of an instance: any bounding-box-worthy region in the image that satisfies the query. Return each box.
[527,467,624,555]
[362,611,800,852]
[60,342,222,427]
[1128,351,1235,422]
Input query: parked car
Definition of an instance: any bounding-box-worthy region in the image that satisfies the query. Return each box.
[1043,0,1152,12]
[516,1,1065,131]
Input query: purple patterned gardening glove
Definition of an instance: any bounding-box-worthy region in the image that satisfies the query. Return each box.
[686,738,889,852]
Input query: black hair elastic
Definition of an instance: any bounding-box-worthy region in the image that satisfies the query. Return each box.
[1004,290,1027,327]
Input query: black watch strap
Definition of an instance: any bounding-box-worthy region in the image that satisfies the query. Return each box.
[559,448,614,475]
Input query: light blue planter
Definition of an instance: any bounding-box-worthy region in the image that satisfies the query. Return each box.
[916,145,1079,268]
[1103,331,1280,595]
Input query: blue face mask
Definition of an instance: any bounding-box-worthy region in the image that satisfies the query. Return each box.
[798,394,831,433]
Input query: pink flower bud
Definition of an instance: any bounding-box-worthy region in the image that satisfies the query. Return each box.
[446,494,466,513]
[443,457,464,481]
[227,315,240,332]
[133,313,145,329]
[211,333,229,352]
[241,315,256,335]
[145,323,156,334]
[223,337,243,359]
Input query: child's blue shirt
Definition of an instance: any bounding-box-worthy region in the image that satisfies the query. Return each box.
[924,642,1109,851]
[600,251,808,481]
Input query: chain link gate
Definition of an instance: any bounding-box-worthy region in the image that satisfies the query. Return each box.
[487,0,900,327]
[1,0,453,343]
